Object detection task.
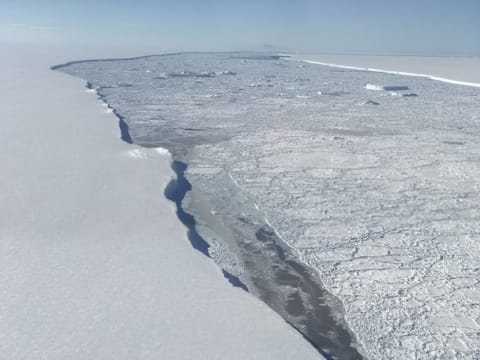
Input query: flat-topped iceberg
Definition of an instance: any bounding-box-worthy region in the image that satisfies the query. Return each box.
[1,49,324,360]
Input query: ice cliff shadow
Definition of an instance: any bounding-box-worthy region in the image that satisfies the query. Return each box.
[164,160,248,292]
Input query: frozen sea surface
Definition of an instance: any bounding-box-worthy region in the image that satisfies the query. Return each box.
[57,52,480,359]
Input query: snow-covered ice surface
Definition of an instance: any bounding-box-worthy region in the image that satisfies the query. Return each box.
[57,52,480,359]
[0,47,323,360]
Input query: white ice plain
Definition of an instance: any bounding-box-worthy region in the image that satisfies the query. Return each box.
[0,47,323,360]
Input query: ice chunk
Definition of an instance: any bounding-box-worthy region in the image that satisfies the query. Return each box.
[365,83,409,91]
[360,99,380,105]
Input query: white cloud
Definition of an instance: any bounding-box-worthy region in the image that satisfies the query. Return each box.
[7,23,58,31]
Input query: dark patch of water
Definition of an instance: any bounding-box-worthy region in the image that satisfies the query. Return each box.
[243,224,364,360]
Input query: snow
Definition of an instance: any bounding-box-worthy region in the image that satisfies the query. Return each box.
[287,54,480,88]
[0,47,322,360]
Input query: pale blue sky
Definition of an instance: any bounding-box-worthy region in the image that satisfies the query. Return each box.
[1,0,479,55]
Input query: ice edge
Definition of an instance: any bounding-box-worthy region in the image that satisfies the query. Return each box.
[293,59,480,88]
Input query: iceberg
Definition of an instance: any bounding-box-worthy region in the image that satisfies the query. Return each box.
[0,48,324,360]
[365,83,409,91]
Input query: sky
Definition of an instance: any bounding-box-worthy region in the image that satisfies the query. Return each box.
[1,0,479,56]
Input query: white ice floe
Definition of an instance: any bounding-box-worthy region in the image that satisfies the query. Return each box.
[365,83,409,91]
[364,83,383,90]
[127,148,149,159]
[154,147,172,157]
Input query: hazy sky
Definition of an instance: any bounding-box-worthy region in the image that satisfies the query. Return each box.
[1,0,479,55]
